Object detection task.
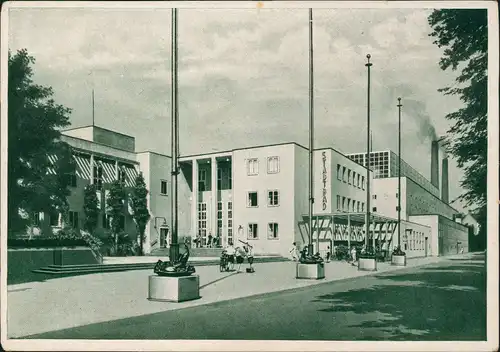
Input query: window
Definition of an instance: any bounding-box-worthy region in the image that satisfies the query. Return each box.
[118,168,127,185]
[247,158,259,176]
[217,168,222,190]
[337,164,341,180]
[352,201,356,212]
[396,193,399,198]
[357,202,360,212]
[197,202,207,243]
[268,223,279,239]
[68,170,77,187]
[361,202,365,212]
[32,212,41,227]
[217,202,223,236]
[361,176,365,190]
[93,165,103,190]
[348,170,351,184]
[248,223,258,239]
[342,166,346,182]
[267,156,280,174]
[247,192,258,207]
[49,212,60,227]
[102,214,110,229]
[372,207,377,212]
[336,195,341,211]
[347,198,351,212]
[357,174,361,188]
[198,169,207,192]
[68,211,79,228]
[227,202,233,244]
[372,195,377,200]
[160,180,168,195]
[352,172,356,186]
[342,196,346,211]
[268,190,279,206]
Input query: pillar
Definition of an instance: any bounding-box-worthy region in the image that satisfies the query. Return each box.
[372,222,376,249]
[211,156,217,243]
[331,215,335,252]
[115,160,119,180]
[347,213,351,249]
[191,159,198,243]
[90,154,95,184]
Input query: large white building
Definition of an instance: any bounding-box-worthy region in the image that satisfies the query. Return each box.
[31,125,469,258]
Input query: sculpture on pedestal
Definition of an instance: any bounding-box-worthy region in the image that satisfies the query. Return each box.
[154,242,195,277]
[299,246,324,265]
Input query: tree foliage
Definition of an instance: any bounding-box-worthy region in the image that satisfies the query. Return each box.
[428,9,487,213]
[8,49,76,235]
[83,184,99,234]
[130,172,151,256]
[106,180,126,253]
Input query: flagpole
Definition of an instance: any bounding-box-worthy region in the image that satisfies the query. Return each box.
[365,54,372,250]
[169,8,180,263]
[307,8,315,256]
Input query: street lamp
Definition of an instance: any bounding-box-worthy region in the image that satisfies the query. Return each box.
[365,54,372,250]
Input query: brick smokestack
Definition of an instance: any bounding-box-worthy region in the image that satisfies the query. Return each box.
[441,157,449,203]
[431,140,439,189]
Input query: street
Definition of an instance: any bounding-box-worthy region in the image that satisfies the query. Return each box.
[25,253,486,341]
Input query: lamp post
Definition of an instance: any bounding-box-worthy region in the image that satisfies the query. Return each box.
[397,97,402,250]
[307,8,315,256]
[365,54,372,250]
[169,8,180,264]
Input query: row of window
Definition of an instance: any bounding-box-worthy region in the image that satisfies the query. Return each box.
[336,164,366,190]
[196,167,233,192]
[336,196,365,213]
[36,211,125,231]
[247,190,279,208]
[247,222,279,240]
[405,231,426,251]
[247,156,280,176]
[92,165,127,191]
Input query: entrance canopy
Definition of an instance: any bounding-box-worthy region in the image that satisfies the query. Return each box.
[301,212,398,226]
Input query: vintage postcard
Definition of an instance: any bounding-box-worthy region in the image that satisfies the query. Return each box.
[1,1,498,351]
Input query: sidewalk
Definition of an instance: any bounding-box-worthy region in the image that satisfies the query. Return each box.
[7,254,464,338]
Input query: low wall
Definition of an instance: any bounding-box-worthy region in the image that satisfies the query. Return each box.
[7,247,98,285]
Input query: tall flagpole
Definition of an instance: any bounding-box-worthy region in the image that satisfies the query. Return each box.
[397,97,402,250]
[307,8,315,256]
[92,89,95,126]
[169,8,180,263]
[365,54,372,250]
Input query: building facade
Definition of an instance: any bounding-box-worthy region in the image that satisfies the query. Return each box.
[28,126,469,258]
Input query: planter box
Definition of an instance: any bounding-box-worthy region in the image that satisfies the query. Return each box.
[296,263,325,279]
[391,254,407,266]
[148,275,200,303]
[358,257,377,271]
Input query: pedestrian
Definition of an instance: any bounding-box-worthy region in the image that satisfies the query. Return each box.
[224,240,236,271]
[350,246,357,266]
[215,234,221,248]
[289,242,299,261]
[326,246,331,263]
[244,243,255,272]
[207,233,213,248]
[235,245,246,272]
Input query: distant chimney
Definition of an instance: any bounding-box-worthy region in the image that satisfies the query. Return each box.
[431,140,439,189]
[441,157,449,203]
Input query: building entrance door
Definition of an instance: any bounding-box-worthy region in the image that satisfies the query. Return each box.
[160,228,169,248]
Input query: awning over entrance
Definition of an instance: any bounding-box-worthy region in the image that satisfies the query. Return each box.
[301,212,398,226]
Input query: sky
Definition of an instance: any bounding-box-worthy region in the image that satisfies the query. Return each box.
[7,4,470,211]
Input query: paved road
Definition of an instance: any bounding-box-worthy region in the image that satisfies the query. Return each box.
[26,253,486,341]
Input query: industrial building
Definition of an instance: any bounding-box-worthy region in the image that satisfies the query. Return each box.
[29,125,469,258]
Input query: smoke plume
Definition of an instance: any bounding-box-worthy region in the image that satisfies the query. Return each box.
[402,99,438,142]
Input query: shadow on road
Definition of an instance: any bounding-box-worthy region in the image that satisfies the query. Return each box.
[312,255,486,340]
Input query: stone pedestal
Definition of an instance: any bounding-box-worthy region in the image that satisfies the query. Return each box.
[391,254,407,266]
[358,257,377,271]
[148,275,200,302]
[296,263,325,279]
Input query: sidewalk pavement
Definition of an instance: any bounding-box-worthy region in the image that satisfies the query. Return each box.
[7,254,472,338]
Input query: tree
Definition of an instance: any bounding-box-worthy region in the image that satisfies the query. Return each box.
[106,180,126,253]
[428,9,487,220]
[130,173,151,256]
[83,183,99,234]
[8,49,76,235]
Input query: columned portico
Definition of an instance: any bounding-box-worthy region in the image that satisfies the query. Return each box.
[210,156,217,241]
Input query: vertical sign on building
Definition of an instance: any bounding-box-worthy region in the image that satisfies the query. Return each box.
[322,152,328,211]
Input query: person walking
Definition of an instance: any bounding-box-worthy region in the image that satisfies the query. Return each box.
[244,244,255,272]
[224,240,236,271]
[289,242,299,261]
[207,232,213,248]
[326,246,331,263]
[350,246,357,266]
